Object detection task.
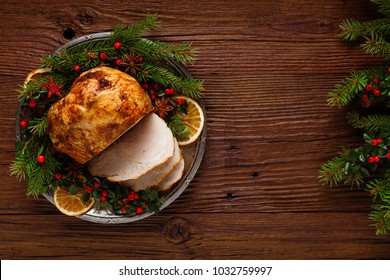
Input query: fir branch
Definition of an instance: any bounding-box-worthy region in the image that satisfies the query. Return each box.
[366,178,390,235]
[361,34,390,57]
[371,0,390,17]
[111,14,160,44]
[138,63,204,98]
[133,39,196,65]
[29,114,48,137]
[166,114,190,140]
[346,111,390,131]
[339,19,366,41]
[327,70,368,107]
[318,154,346,187]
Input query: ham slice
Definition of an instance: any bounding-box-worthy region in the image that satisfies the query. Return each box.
[154,157,185,191]
[120,138,182,191]
[88,113,174,181]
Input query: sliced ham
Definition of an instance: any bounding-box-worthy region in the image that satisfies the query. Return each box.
[88,113,174,181]
[154,157,185,191]
[120,138,182,191]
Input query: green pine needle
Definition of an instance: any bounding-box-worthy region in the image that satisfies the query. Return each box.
[347,111,390,131]
[327,70,368,107]
[371,0,390,17]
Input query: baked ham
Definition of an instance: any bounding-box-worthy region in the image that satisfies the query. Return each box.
[88,113,175,181]
[119,137,181,191]
[47,66,153,164]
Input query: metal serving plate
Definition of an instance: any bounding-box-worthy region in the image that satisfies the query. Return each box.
[16,32,206,223]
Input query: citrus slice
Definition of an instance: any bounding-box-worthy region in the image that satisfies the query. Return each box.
[53,187,95,216]
[171,95,205,146]
[24,68,52,85]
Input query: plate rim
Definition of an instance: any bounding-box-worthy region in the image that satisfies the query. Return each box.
[17,31,207,224]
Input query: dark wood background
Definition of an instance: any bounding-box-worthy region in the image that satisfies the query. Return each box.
[1,0,390,259]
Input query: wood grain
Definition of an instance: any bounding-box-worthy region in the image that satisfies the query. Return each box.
[1,0,390,259]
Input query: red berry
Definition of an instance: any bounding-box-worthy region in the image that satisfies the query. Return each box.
[373,79,379,85]
[93,181,101,188]
[374,89,381,96]
[100,196,106,202]
[37,155,45,163]
[114,42,122,49]
[149,89,155,95]
[99,53,107,60]
[374,156,380,163]
[138,56,143,63]
[101,190,108,197]
[377,138,383,143]
[387,67,390,73]
[142,83,149,90]
[177,98,185,105]
[128,194,135,201]
[115,59,122,66]
[37,108,45,116]
[386,152,390,159]
[365,84,373,91]
[29,100,37,108]
[371,139,378,146]
[164,88,174,95]
[73,65,81,71]
[133,193,139,200]
[361,94,369,100]
[136,207,143,214]
[20,120,28,129]
[151,94,156,101]
[361,99,371,108]
[368,156,375,163]
[55,173,62,180]
[86,186,93,193]
[121,206,126,213]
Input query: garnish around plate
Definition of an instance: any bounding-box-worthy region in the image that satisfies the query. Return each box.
[10,15,206,222]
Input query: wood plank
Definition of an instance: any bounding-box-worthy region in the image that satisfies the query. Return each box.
[0,213,389,260]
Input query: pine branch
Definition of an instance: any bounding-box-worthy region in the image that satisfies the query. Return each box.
[29,114,48,137]
[347,111,390,131]
[361,34,390,57]
[133,39,196,65]
[138,63,204,98]
[339,19,366,41]
[371,0,390,17]
[366,178,390,235]
[166,114,190,140]
[327,70,368,107]
[318,154,346,187]
[111,14,160,44]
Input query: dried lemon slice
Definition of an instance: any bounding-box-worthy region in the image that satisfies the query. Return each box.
[171,95,205,146]
[53,187,94,216]
[24,68,52,85]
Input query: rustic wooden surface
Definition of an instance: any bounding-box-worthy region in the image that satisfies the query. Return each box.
[1,0,390,260]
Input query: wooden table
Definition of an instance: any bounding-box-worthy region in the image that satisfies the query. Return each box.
[1,0,390,260]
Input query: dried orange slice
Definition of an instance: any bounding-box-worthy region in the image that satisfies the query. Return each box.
[53,187,94,216]
[171,95,205,146]
[24,68,52,85]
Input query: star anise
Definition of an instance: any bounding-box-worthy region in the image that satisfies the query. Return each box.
[121,52,143,76]
[42,76,63,99]
[63,160,84,178]
[154,98,174,119]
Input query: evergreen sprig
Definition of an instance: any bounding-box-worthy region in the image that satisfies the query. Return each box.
[11,15,203,217]
[321,0,390,236]
[327,70,368,107]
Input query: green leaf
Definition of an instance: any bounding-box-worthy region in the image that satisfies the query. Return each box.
[359,153,366,162]
[360,167,370,177]
[363,133,373,142]
[379,148,388,157]
[69,185,78,195]
[82,192,90,202]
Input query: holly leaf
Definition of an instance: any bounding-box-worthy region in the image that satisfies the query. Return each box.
[360,167,370,177]
[82,192,90,202]
[363,133,372,143]
[69,185,78,195]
